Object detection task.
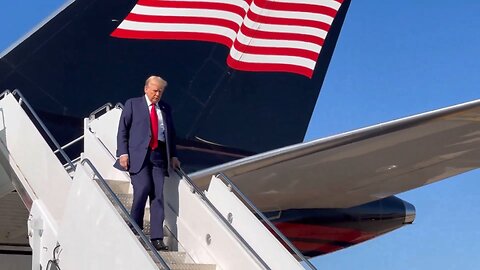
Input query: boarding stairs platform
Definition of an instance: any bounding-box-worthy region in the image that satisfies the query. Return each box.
[0,90,316,270]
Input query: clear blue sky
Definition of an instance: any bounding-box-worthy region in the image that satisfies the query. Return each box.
[306,1,480,269]
[1,1,479,269]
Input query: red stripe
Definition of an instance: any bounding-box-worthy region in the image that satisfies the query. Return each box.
[246,9,331,31]
[136,0,248,18]
[274,222,375,243]
[111,29,233,47]
[233,39,318,61]
[274,222,377,255]
[291,240,344,254]
[254,0,338,17]
[165,0,253,3]
[240,24,324,46]
[112,0,344,78]
[164,0,254,4]
[227,55,314,78]
[125,13,241,32]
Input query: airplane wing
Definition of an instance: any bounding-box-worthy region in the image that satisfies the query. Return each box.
[190,99,480,211]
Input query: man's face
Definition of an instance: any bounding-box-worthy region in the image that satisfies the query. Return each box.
[144,80,165,104]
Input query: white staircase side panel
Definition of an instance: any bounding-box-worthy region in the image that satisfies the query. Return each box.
[28,200,62,269]
[0,93,71,228]
[57,164,158,270]
[84,117,129,183]
[164,174,265,270]
[88,107,122,156]
[206,176,305,270]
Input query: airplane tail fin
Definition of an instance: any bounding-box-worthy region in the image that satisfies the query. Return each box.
[0,0,351,161]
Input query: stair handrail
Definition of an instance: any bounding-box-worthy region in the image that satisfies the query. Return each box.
[8,89,76,171]
[53,135,84,154]
[87,102,123,161]
[89,102,113,120]
[176,168,271,270]
[88,102,124,120]
[216,173,317,270]
[81,158,172,270]
[86,122,119,164]
[0,89,11,99]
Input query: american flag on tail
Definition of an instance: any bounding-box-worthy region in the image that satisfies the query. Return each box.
[111,0,344,78]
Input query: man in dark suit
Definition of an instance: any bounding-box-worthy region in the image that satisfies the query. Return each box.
[116,75,180,251]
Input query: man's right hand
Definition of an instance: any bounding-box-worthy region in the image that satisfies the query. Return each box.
[119,155,129,170]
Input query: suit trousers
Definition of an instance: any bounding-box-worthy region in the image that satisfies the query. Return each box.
[130,144,167,240]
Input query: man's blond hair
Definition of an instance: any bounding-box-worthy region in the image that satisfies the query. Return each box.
[145,75,168,88]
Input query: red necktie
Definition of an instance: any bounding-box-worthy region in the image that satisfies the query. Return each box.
[149,104,158,150]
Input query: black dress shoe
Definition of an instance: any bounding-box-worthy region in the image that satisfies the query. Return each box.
[151,239,168,251]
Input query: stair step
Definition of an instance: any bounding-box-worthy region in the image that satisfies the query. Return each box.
[116,193,151,214]
[136,235,181,253]
[106,179,131,194]
[156,262,217,270]
[115,193,134,208]
[147,251,187,264]
[115,192,210,269]
[117,193,153,234]
[147,247,215,270]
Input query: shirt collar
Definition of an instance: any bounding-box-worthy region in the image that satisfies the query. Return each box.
[144,94,156,107]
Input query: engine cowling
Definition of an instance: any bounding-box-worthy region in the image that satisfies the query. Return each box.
[269,196,415,257]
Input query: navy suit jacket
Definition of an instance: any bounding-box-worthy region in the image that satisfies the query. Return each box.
[116,96,178,174]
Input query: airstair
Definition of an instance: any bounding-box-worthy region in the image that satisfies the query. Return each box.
[0,90,316,270]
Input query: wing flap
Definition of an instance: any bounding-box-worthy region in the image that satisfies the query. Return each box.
[190,99,480,210]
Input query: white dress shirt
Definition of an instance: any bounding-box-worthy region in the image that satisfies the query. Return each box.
[145,95,165,142]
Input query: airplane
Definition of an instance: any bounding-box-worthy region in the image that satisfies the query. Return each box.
[0,0,479,269]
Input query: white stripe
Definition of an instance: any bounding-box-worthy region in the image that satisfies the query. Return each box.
[117,20,237,41]
[230,45,316,69]
[162,0,251,11]
[271,0,341,11]
[243,16,328,39]
[131,5,244,26]
[250,1,335,23]
[236,30,322,53]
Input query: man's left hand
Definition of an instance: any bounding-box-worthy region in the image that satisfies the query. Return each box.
[171,157,181,170]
